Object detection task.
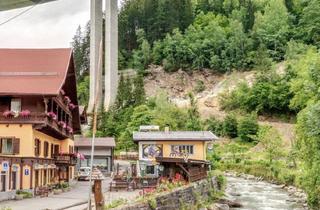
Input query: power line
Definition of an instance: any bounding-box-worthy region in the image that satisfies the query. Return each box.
[0,1,43,27]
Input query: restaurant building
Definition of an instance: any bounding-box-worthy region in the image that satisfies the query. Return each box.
[133,127,218,182]
[0,49,81,199]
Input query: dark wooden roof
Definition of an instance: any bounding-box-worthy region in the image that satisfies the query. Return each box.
[133,131,218,142]
[74,137,116,147]
[0,48,81,133]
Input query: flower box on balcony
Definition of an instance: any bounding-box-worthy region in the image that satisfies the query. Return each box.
[68,103,76,110]
[47,112,57,121]
[3,110,14,118]
[20,110,31,118]
[58,121,67,128]
[66,126,73,134]
[64,96,71,104]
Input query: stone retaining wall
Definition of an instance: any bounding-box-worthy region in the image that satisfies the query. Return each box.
[112,177,219,210]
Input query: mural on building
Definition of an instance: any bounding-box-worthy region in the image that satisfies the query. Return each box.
[142,144,163,159]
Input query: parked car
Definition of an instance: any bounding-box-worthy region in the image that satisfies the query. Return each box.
[77,167,91,181]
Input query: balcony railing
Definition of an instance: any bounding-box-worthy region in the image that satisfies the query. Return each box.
[0,112,73,139]
[54,153,77,165]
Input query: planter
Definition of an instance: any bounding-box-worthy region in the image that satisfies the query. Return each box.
[53,189,63,195]
[15,194,24,200]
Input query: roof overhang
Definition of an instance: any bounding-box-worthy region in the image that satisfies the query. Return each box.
[0,0,56,11]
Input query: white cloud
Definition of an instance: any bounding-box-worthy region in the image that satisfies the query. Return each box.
[0,0,90,48]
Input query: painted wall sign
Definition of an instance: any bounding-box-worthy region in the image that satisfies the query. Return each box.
[24,169,29,176]
[2,161,9,171]
[142,144,163,159]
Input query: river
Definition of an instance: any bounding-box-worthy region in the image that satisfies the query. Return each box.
[225,176,307,210]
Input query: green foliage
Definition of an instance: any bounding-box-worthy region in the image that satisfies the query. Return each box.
[297,0,320,48]
[104,198,128,209]
[132,29,152,70]
[252,0,289,60]
[288,47,320,111]
[118,105,153,150]
[132,73,146,106]
[154,13,253,72]
[296,102,320,208]
[77,75,90,106]
[194,80,205,93]
[205,117,224,137]
[237,113,258,142]
[223,113,238,138]
[148,197,157,210]
[186,93,202,130]
[256,126,284,163]
[119,0,193,55]
[220,70,293,115]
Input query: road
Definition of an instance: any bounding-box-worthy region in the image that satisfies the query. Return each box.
[0,178,140,210]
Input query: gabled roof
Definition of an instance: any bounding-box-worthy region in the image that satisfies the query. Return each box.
[133,131,218,142]
[0,48,72,95]
[74,137,116,147]
[0,48,81,133]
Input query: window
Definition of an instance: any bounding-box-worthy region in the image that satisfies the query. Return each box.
[10,98,21,112]
[44,141,49,157]
[0,138,20,154]
[171,145,194,155]
[1,138,13,154]
[35,139,41,156]
[146,165,155,175]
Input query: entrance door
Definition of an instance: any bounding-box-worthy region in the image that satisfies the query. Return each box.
[44,170,47,185]
[1,173,6,192]
[11,171,17,190]
[35,170,39,188]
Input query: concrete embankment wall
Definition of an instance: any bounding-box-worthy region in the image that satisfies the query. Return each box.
[112,177,219,210]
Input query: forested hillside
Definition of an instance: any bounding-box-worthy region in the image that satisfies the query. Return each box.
[72,0,320,208]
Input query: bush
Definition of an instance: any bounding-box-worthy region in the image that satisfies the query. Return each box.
[223,113,238,138]
[194,80,205,93]
[237,113,259,142]
[205,117,224,137]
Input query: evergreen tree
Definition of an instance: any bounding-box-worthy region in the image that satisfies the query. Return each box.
[186,93,202,130]
[132,73,146,105]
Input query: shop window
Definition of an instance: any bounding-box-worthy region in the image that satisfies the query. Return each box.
[146,165,155,175]
[10,98,21,112]
[171,145,194,155]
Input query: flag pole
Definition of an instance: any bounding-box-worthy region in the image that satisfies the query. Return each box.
[87,40,103,210]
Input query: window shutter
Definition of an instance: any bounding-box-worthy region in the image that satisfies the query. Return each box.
[13,138,20,154]
[38,140,41,156]
[51,144,54,157]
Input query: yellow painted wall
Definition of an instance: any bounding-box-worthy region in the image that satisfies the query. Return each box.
[60,138,74,153]
[33,130,73,157]
[22,165,31,190]
[159,141,206,160]
[0,124,34,157]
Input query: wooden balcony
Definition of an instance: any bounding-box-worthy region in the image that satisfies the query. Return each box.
[0,112,73,140]
[54,153,77,166]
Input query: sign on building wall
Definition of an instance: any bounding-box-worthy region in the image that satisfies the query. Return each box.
[2,161,9,171]
[142,144,163,159]
[24,169,29,176]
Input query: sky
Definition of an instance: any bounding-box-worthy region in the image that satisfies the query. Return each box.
[0,0,91,48]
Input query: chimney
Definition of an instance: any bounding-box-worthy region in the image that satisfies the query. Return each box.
[164,126,170,133]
